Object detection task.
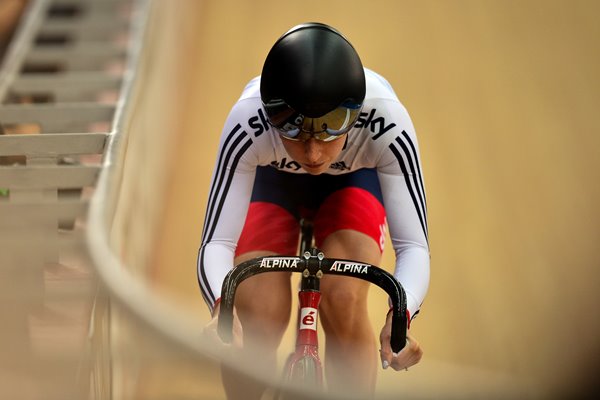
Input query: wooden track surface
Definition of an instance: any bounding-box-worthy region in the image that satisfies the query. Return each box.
[149,1,600,398]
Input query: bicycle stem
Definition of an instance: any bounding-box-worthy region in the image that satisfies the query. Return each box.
[296,248,323,347]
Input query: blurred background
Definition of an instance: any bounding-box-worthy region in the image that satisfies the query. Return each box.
[1,1,598,399]
[150,0,600,398]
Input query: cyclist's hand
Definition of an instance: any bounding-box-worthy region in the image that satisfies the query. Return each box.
[202,303,244,350]
[379,311,422,371]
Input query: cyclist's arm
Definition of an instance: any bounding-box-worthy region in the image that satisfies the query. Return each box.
[197,101,261,312]
[378,170,430,319]
[374,101,430,320]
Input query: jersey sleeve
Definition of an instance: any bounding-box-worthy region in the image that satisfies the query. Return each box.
[373,99,430,320]
[197,100,260,312]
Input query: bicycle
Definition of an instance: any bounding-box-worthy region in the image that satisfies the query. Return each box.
[217,219,408,397]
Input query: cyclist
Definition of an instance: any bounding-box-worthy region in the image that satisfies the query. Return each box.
[198,22,430,399]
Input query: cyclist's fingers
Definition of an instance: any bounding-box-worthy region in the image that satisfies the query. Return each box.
[202,317,222,343]
[379,326,394,369]
[389,334,423,371]
[232,313,244,348]
[203,305,244,344]
[379,335,404,369]
[379,348,393,370]
[381,338,411,370]
[202,323,241,356]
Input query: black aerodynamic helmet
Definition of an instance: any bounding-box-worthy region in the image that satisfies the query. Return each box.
[260,23,366,141]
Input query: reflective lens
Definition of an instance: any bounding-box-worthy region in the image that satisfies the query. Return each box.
[263,99,362,142]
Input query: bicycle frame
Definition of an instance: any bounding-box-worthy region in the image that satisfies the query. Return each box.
[217,220,408,390]
[282,248,324,388]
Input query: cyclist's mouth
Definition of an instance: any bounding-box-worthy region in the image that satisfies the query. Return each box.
[302,162,326,171]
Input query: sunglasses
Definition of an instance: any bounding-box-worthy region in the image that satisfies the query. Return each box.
[263,99,362,142]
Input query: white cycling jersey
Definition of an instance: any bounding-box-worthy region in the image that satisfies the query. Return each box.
[198,68,430,318]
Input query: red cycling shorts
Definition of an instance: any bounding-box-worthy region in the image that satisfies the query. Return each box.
[235,166,386,257]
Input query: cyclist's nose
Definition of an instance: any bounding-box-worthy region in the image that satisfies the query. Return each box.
[304,138,322,162]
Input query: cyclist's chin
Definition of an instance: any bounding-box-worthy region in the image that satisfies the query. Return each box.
[301,162,328,174]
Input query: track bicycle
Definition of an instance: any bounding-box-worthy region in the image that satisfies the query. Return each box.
[218,220,408,397]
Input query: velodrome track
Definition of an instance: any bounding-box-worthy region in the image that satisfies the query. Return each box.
[149,1,599,398]
[1,1,598,399]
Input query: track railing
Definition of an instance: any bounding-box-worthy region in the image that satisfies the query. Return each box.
[1,1,339,399]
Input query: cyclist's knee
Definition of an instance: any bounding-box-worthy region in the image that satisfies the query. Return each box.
[320,277,369,330]
[321,288,367,313]
[234,271,292,342]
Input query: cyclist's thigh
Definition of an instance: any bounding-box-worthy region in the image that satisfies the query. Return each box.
[233,257,293,342]
[234,172,300,338]
[318,233,377,338]
[229,271,291,369]
[314,169,385,315]
[319,272,371,335]
[234,256,295,342]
